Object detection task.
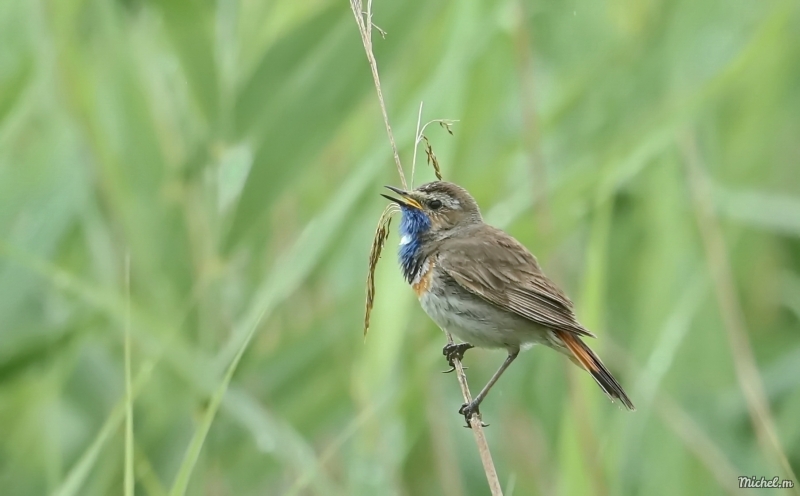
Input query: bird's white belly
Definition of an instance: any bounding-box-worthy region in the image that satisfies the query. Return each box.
[419,283,547,351]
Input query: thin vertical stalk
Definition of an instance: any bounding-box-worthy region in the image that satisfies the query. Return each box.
[124,252,134,496]
[349,2,502,493]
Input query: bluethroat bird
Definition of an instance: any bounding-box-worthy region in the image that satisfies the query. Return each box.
[382,181,635,424]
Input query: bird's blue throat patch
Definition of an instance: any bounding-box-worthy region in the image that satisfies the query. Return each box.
[398,207,431,284]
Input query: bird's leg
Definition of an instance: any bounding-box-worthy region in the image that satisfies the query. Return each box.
[442,342,474,373]
[459,350,519,427]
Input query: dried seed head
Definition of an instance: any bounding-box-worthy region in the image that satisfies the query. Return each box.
[364,204,397,336]
[439,120,454,135]
[422,135,443,181]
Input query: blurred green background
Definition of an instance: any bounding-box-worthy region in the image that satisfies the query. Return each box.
[2,0,799,494]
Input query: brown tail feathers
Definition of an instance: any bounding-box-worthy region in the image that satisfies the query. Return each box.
[555,330,635,410]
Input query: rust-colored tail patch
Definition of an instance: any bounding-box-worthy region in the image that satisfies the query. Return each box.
[556,330,635,410]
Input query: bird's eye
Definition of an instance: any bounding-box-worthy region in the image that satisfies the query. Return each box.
[429,199,443,210]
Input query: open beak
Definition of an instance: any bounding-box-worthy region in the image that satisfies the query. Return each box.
[381,185,423,209]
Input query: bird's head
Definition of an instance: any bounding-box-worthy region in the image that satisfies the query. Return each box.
[381,181,482,241]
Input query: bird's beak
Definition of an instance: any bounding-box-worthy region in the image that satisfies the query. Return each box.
[381,185,423,209]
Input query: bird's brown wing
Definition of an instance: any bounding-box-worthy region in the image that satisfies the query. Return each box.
[437,224,595,338]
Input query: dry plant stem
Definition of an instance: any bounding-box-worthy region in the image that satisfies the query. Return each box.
[681,134,799,489]
[444,332,504,496]
[349,0,406,189]
[410,102,424,187]
[349,2,502,492]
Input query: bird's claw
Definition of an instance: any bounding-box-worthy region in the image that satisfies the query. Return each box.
[458,401,488,428]
[442,343,474,372]
[442,365,468,374]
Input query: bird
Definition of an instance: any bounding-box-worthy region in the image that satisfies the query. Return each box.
[381,181,634,425]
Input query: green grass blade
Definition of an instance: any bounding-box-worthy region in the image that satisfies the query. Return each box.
[168,160,381,496]
[124,252,134,496]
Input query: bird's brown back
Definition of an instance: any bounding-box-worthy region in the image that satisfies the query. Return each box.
[435,223,594,338]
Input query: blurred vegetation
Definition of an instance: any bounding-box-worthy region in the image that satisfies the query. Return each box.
[1,0,800,494]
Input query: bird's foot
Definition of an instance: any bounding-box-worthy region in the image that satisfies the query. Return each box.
[458,401,488,428]
[442,343,474,373]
